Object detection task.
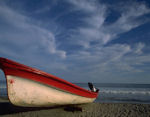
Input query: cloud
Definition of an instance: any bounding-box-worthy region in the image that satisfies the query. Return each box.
[67,0,150,48]
[67,0,99,13]
[0,0,150,83]
[61,0,150,82]
[106,1,150,34]
[64,41,150,82]
[0,4,66,59]
[134,43,145,54]
[67,0,108,47]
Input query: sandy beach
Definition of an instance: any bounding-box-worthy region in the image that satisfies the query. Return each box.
[0,98,150,117]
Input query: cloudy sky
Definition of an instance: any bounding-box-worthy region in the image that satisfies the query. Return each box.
[0,0,150,83]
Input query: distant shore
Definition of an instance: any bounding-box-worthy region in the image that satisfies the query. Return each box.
[0,98,150,117]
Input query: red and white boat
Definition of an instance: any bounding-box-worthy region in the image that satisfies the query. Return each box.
[0,57,99,107]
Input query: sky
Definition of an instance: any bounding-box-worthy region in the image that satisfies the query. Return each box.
[0,0,150,83]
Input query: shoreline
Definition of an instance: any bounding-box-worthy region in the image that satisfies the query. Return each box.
[0,99,150,117]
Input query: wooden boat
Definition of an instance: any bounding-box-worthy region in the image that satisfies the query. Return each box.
[0,57,99,107]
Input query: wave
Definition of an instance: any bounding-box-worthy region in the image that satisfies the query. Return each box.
[100,89,150,95]
[0,82,7,89]
[0,86,6,89]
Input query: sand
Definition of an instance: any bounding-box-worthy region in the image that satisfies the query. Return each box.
[0,98,150,117]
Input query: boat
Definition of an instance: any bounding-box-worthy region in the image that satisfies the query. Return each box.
[0,57,99,107]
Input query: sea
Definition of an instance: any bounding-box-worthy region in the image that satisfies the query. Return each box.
[75,83,150,104]
[0,81,150,104]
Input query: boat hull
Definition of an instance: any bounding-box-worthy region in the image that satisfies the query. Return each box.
[7,75,95,107]
[0,57,98,107]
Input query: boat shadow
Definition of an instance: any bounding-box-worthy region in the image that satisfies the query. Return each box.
[0,102,84,115]
[0,102,62,115]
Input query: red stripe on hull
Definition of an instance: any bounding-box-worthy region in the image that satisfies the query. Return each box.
[0,57,98,98]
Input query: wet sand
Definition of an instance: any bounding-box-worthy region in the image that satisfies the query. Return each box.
[0,98,150,117]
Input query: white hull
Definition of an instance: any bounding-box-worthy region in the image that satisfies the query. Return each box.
[6,75,95,107]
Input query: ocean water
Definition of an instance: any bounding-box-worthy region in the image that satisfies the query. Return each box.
[0,81,150,104]
[75,83,150,104]
[0,81,7,98]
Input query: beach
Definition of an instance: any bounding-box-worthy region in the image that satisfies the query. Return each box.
[0,98,150,117]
